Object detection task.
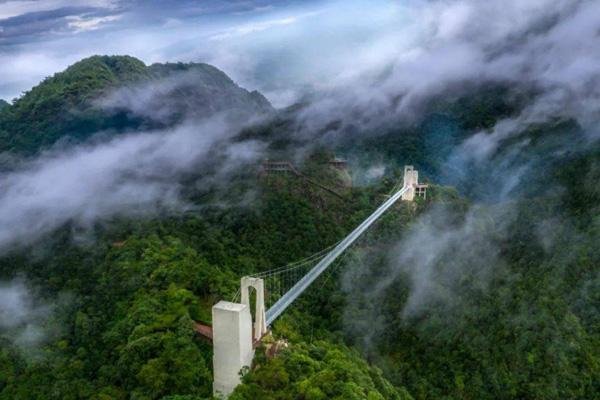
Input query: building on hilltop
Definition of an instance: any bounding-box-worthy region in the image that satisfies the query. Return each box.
[259,160,300,176]
[328,156,352,187]
[328,157,348,170]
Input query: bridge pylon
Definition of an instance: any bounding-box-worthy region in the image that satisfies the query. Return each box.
[212,277,267,398]
[241,276,268,341]
[212,301,253,398]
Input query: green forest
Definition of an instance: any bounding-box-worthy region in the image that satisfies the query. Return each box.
[0,56,598,400]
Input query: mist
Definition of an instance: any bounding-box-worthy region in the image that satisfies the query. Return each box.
[325,0,600,355]
[0,279,51,348]
[289,1,600,146]
[0,116,265,253]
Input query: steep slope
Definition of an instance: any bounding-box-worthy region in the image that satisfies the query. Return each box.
[0,55,273,156]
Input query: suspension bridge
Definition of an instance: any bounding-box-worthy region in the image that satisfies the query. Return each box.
[209,166,427,397]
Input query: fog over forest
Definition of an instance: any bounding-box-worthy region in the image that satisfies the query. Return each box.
[0,1,598,399]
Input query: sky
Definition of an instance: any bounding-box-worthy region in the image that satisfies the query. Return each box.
[0,0,402,105]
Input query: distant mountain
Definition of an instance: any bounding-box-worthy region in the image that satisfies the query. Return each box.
[0,55,273,156]
[0,100,9,110]
[143,61,272,119]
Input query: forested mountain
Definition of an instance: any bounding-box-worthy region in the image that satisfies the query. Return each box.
[0,55,598,400]
[0,56,272,157]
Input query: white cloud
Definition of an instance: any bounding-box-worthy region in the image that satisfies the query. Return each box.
[0,114,265,251]
[66,14,122,33]
[0,279,52,348]
[0,0,118,20]
[209,15,299,41]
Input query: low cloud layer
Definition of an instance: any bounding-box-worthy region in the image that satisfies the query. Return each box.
[0,279,51,348]
[0,0,596,253]
[294,1,600,137]
[390,206,510,318]
[0,116,265,252]
[342,204,513,347]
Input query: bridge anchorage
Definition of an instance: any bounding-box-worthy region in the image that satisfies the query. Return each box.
[210,166,427,397]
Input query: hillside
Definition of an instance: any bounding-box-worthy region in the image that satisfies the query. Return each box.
[0,154,425,399]
[0,54,599,400]
[0,56,272,157]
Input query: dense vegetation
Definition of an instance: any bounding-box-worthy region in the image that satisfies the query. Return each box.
[0,56,271,158]
[231,341,413,400]
[0,160,420,399]
[0,56,599,400]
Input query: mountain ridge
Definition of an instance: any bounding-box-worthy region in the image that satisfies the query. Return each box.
[0,55,273,157]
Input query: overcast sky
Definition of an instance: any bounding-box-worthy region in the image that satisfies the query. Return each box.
[0,0,405,105]
[2,0,600,113]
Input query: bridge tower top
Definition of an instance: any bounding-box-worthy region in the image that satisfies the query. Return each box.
[402,165,428,201]
[240,277,267,341]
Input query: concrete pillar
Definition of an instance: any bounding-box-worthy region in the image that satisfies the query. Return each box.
[240,277,267,341]
[402,165,417,201]
[212,301,254,398]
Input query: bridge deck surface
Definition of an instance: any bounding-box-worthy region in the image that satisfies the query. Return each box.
[265,185,408,325]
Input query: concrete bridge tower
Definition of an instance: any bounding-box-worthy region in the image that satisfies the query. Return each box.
[212,277,266,398]
[402,165,428,201]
